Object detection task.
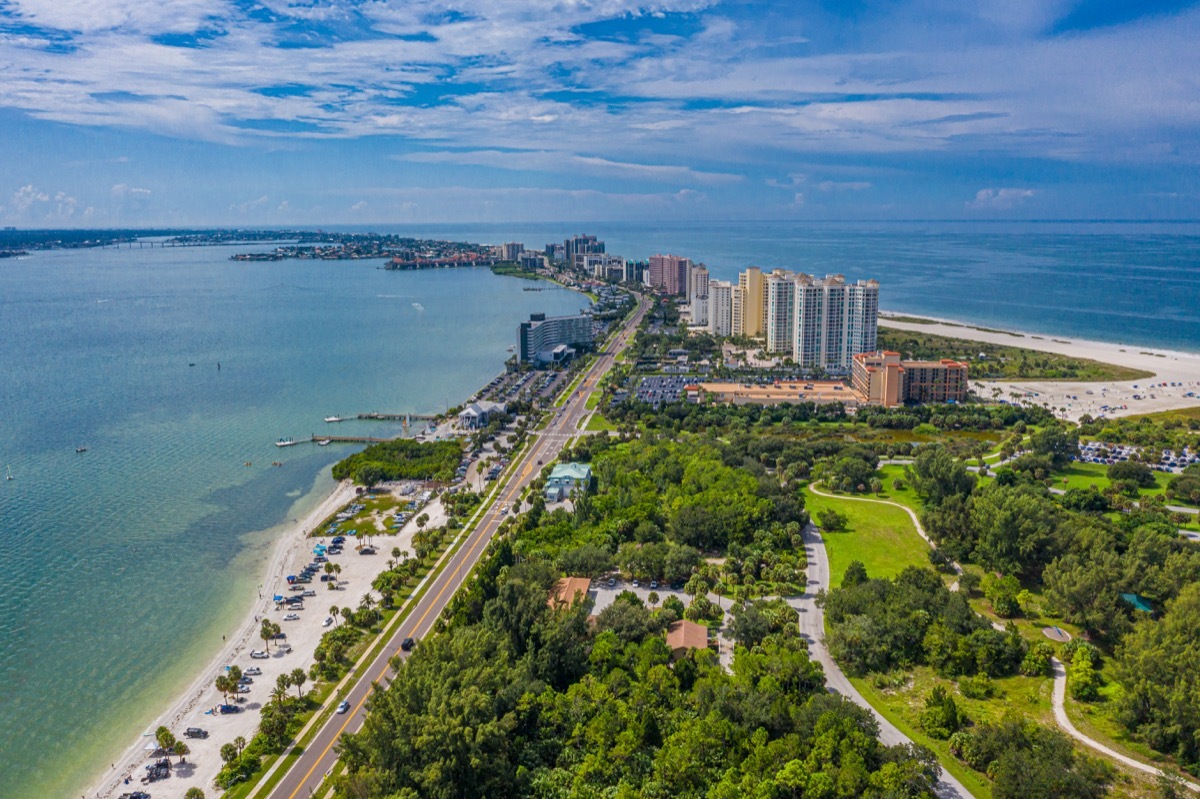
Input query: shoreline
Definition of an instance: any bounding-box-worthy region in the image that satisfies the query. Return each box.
[880,308,1200,361]
[84,477,358,799]
[80,273,597,799]
[879,310,1200,421]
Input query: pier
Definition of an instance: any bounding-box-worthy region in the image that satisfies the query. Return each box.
[356,412,439,422]
[309,435,392,444]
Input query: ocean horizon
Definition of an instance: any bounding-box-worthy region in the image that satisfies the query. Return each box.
[2,220,1199,798]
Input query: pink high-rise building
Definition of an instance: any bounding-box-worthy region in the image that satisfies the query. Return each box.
[648,254,691,296]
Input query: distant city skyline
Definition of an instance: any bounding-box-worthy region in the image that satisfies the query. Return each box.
[1,1,1198,226]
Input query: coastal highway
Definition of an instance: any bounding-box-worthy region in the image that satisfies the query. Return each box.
[266,294,649,799]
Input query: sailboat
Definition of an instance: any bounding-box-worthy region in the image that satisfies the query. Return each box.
[5,465,12,481]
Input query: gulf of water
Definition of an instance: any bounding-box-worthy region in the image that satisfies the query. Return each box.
[401,221,1200,353]
[0,246,586,798]
[3,222,1200,798]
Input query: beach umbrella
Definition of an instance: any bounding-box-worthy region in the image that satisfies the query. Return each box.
[273,595,283,601]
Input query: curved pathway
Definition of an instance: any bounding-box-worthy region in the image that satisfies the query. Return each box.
[794,521,974,799]
[1051,659,1200,792]
[809,482,1199,791]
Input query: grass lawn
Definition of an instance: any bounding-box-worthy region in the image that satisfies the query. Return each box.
[1052,461,1171,498]
[804,488,931,587]
[874,463,924,513]
[849,667,1060,799]
[584,413,618,432]
[585,391,599,410]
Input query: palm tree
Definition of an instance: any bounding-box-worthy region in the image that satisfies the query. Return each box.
[260,619,279,652]
[329,605,340,625]
[290,668,307,698]
[233,736,246,756]
[214,674,232,704]
[276,673,292,700]
[270,684,288,707]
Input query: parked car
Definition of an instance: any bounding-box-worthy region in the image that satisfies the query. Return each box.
[359,546,376,555]
[323,616,334,627]
[302,589,316,597]
[401,637,415,651]
[337,700,350,714]
[218,704,242,714]
[244,667,262,676]
[183,727,208,739]
[283,613,300,621]
[250,650,269,659]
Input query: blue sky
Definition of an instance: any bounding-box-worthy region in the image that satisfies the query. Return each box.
[0,0,1198,226]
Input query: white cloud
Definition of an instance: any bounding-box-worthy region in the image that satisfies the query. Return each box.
[111,183,151,197]
[965,188,1036,210]
[3,183,79,220]
[817,180,871,192]
[349,200,368,212]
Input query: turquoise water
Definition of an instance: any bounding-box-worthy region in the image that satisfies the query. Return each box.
[0,246,586,798]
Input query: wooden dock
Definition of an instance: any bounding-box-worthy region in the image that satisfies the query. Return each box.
[309,435,392,444]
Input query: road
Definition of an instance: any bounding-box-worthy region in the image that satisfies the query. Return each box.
[793,521,975,799]
[264,295,649,799]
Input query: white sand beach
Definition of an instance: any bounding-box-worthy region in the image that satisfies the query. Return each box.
[87,480,443,799]
[881,313,1200,421]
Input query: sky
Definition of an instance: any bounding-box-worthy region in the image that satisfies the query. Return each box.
[0,0,1198,226]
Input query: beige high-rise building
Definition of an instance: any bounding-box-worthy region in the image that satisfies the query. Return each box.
[737,267,765,338]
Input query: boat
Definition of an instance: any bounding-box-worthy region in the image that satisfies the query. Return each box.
[506,345,516,352]
[324,415,344,423]
[317,439,331,447]
[275,438,297,448]
[5,465,12,481]
[272,461,283,467]
[75,446,88,454]
[412,302,424,311]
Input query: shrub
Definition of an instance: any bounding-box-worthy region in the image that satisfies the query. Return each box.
[959,674,996,700]
[920,685,965,739]
[817,508,847,532]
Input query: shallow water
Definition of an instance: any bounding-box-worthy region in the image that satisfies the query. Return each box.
[0,246,585,798]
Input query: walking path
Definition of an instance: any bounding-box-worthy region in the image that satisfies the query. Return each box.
[794,521,974,799]
[1050,659,1200,792]
[810,481,1200,791]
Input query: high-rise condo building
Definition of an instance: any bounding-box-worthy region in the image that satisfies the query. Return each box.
[731,284,746,336]
[765,270,797,353]
[851,351,968,406]
[648,254,691,296]
[688,265,709,325]
[501,242,524,261]
[736,267,766,338]
[708,280,733,336]
[564,234,604,267]
[518,312,594,365]
[792,274,879,372]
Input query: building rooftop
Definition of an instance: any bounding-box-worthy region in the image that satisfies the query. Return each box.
[665,619,709,654]
[548,462,592,481]
[694,381,859,406]
[549,577,593,608]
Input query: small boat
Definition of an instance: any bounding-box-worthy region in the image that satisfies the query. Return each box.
[318,439,331,447]
[276,438,297,448]
[75,446,88,454]
[272,461,283,467]
[506,345,516,352]
[5,465,12,481]
[244,461,252,467]
[412,302,424,311]
[324,416,344,423]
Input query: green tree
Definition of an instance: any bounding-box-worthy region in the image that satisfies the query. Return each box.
[817,508,847,532]
[971,484,1062,576]
[985,574,1022,618]
[290,667,307,698]
[906,446,976,507]
[184,789,206,799]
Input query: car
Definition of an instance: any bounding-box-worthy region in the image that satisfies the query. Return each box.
[331,536,345,544]
[302,589,316,597]
[337,700,350,714]
[236,684,251,693]
[323,616,334,627]
[238,676,253,684]
[284,613,300,621]
[250,650,269,659]
[359,546,376,555]
[244,666,262,676]
[219,704,242,714]
[650,580,658,589]
[632,579,640,588]
[119,793,151,799]
[184,727,208,739]
[401,637,415,651]
[289,584,305,592]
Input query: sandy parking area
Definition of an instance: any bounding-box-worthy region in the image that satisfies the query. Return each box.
[91,482,435,799]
